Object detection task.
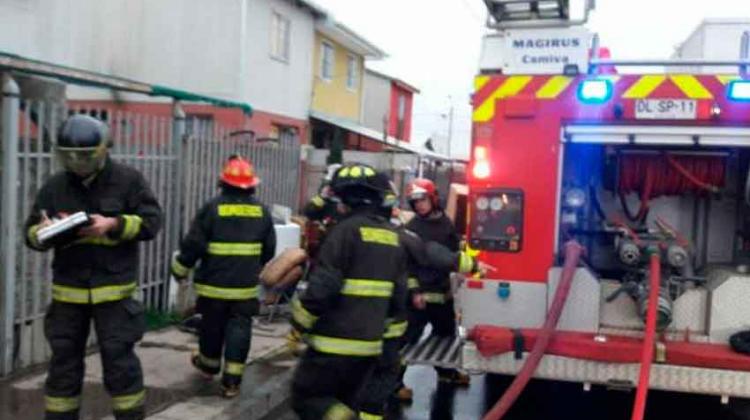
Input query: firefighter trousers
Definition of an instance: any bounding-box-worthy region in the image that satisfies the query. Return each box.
[357,339,402,419]
[292,349,377,419]
[44,299,146,420]
[400,300,458,383]
[193,297,257,387]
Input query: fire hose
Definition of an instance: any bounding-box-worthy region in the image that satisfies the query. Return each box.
[481,241,584,420]
[618,153,725,223]
[480,243,662,420]
[630,250,661,420]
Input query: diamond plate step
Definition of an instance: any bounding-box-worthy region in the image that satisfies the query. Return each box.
[402,335,463,369]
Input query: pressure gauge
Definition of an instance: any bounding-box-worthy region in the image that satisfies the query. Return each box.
[476,196,489,211]
[490,197,504,211]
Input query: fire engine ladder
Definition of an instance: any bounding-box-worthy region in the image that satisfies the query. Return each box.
[588,31,750,75]
[483,0,595,29]
[401,333,464,369]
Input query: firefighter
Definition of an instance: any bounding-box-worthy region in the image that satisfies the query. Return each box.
[24,114,162,420]
[302,163,344,263]
[358,203,489,417]
[396,178,470,401]
[356,184,408,420]
[303,163,342,223]
[169,155,276,398]
[290,163,408,419]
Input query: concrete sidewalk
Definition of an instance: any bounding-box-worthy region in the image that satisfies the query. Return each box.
[0,318,297,420]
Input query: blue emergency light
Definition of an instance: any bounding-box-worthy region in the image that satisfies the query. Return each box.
[728,80,750,102]
[578,79,613,104]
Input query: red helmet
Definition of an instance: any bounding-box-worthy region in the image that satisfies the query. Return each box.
[220,156,259,189]
[406,178,438,206]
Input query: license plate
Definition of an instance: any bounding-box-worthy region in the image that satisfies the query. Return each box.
[635,99,697,120]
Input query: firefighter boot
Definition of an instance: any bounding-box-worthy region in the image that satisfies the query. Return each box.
[394,363,414,403]
[220,303,253,398]
[394,385,414,402]
[221,383,241,399]
[221,358,245,398]
[95,300,148,420]
[438,370,471,387]
[44,302,90,420]
[191,351,220,380]
[112,403,145,420]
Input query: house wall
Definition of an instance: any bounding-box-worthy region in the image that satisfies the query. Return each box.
[389,83,414,142]
[245,0,316,121]
[362,71,391,133]
[311,32,363,122]
[0,0,316,138]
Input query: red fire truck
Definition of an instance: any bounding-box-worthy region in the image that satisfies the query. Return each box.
[405,1,750,415]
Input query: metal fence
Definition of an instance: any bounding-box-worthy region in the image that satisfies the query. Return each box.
[302,149,465,210]
[182,119,301,230]
[0,76,301,375]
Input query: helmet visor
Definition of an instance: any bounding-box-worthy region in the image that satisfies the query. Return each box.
[382,192,398,208]
[408,191,428,202]
[56,146,106,177]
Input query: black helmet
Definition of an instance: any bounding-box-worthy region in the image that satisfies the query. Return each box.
[330,163,391,207]
[730,330,750,355]
[56,114,109,177]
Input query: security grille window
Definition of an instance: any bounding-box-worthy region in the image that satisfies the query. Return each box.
[346,55,359,90]
[320,41,334,81]
[271,124,298,144]
[270,11,290,62]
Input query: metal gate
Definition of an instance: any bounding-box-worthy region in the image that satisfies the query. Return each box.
[0,93,182,373]
[181,119,301,230]
[0,76,301,375]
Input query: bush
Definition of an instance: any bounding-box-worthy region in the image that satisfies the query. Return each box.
[144,309,182,331]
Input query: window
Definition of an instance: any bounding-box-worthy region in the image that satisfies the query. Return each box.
[270,11,290,62]
[271,124,298,143]
[397,94,407,120]
[320,41,334,81]
[346,55,359,90]
[185,114,214,136]
[396,94,407,139]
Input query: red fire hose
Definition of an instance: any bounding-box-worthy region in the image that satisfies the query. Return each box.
[617,154,725,223]
[630,251,662,420]
[481,241,584,420]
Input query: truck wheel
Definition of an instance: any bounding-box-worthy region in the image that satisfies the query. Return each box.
[727,397,750,420]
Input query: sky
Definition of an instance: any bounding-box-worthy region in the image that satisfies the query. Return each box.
[311,0,750,160]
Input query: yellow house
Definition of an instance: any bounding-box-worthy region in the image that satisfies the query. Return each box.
[311,21,384,121]
[309,20,386,157]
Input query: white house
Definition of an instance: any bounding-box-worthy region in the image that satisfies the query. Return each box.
[0,0,327,141]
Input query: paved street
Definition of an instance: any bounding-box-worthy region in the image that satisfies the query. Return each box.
[389,366,750,420]
[2,322,750,420]
[0,320,294,420]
